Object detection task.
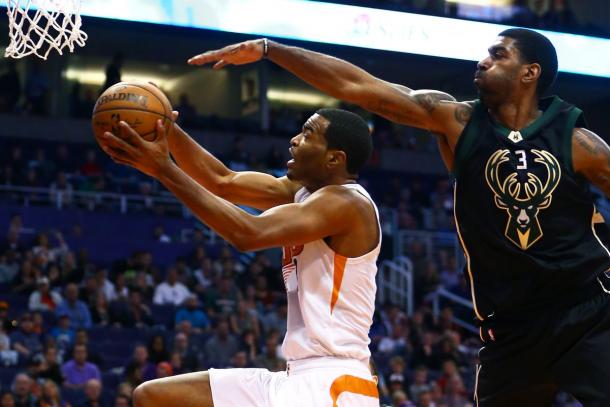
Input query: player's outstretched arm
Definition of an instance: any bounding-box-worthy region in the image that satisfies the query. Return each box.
[168,122,300,211]
[98,120,355,251]
[572,128,610,198]
[188,39,471,139]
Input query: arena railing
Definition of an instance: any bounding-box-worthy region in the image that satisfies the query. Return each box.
[432,287,477,334]
[376,255,413,316]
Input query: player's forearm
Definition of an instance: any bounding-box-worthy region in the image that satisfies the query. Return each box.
[157,162,258,250]
[266,40,376,105]
[168,124,233,196]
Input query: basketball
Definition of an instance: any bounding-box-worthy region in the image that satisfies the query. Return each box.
[92,81,173,142]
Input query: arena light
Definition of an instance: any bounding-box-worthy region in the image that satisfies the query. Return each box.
[62,67,171,89]
[10,0,608,78]
[267,89,339,106]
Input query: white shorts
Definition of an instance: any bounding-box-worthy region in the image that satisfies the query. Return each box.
[209,357,379,407]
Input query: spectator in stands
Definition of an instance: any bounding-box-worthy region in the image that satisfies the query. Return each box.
[80,379,103,407]
[155,362,173,379]
[29,148,56,185]
[229,300,260,338]
[172,332,198,372]
[1,392,16,407]
[29,277,62,312]
[36,346,63,386]
[203,319,238,368]
[153,267,191,306]
[49,314,75,353]
[112,396,128,407]
[193,258,215,293]
[54,146,76,175]
[0,323,18,366]
[253,329,285,372]
[80,150,103,178]
[153,226,171,243]
[56,284,91,329]
[0,301,11,333]
[89,293,110,327]
[71,330,103,368]
[11,373,36,407]
[49,173,74,208]
[229,350,251,369]
[0,249,20,285]
[33,232,68,271]
[174,295,209,333]
[0,59,21,113]
[147,335,170,365]
[442,374,470,407]
[0,164,16,187]
[10,313,42,362]
[37,379,70,407]
[391,390,415,407]
[262,300,287,339]
[123,344,156,387]
[12,260,39,294]
[386,356,407,393]
[408,366,431,403]
[61,344,101,389]
[410,332,437,370]
[111,289,153,329]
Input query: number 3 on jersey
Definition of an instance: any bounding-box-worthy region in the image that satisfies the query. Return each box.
[515,150,527,170]
[282,245,303,293]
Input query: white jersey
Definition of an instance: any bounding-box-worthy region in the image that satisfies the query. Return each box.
[281,184,381,362]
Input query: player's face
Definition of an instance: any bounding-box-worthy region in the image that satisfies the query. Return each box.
[286,114,331,183]
[475,37,524,96]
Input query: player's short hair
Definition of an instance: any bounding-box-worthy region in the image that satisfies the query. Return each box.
[499,28,558,95]
[315,108,372,174]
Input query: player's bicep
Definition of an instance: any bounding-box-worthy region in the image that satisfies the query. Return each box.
[572,128,610,197]
[244,192,351,251]
[221,172,301,211]
[361,82,461,132]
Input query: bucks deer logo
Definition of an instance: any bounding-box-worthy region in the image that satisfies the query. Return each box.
[485,149,561,250]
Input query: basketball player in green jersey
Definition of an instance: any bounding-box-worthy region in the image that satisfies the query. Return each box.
[190,29,610,406]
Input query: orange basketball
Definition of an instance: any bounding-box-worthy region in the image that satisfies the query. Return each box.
[92,81,173,142]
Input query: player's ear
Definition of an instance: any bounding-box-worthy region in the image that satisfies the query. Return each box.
[522,63,541,86]
[327,150,347,169]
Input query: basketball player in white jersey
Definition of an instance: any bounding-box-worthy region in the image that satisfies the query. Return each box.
[96,107,381,406]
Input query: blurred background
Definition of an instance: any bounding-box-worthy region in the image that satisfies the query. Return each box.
[0,1,608,406]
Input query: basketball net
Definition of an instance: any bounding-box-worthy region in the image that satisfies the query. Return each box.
[5,0,87,60]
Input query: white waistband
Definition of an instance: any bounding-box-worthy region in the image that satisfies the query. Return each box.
[286,357,370,376]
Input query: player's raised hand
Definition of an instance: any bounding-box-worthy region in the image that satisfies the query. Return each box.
[188,39,265,69]
[99,120,173,179]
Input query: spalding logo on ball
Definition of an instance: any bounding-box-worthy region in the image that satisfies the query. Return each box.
[92,82,173,142]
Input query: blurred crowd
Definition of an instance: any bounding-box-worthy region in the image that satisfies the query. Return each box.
[1,207,484,407]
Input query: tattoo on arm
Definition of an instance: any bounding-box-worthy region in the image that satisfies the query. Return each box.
[574,128,610,196]
[413,93,445,113]
[454,104,473,126]
[574,129,601,155]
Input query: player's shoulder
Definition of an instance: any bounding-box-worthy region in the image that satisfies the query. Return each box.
[311,184,374,214]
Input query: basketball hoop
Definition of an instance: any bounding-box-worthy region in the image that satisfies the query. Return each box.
[4,0,87,60]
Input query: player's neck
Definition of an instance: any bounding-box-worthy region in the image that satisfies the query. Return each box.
[302,175,357,192]
[488,95,542,131]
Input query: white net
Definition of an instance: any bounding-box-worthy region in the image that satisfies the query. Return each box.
[5,0,87,60]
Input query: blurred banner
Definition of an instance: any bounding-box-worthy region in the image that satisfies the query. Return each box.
[30,0,610,78]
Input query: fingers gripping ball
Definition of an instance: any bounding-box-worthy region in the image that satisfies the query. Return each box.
[92,82,173,142]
